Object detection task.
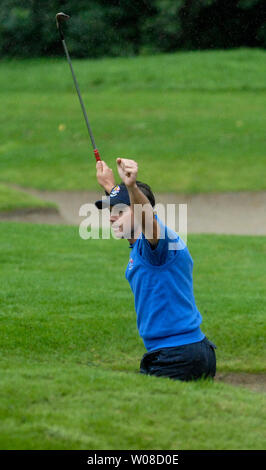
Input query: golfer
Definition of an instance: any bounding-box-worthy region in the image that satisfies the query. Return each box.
[95,158,217,381]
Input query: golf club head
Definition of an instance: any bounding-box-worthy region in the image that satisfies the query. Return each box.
[56,12,70,29]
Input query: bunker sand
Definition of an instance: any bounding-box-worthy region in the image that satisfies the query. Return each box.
[215,373,266,393]
[1,186,266,235]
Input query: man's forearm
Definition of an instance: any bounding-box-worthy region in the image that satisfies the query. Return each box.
[127,184,159,243]
[127,183,150,207]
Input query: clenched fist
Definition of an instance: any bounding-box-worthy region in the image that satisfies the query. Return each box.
[96,160,116,194]
[116,158,138,187]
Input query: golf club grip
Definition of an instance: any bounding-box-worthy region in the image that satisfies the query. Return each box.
[94,149,101,162]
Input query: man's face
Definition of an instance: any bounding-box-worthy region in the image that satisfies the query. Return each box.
[109,204,140,239]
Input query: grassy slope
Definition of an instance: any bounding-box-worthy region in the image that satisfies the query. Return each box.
[0,222,265,449]
[1,364,265,450]
[0,49,265,193]
[0,183,56,212]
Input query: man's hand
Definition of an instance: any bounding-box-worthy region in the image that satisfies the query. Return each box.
[117,158,159,245]
[96,160,116,194]
[116,158,138,187]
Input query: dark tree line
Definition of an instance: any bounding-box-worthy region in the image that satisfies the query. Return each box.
[0,0,265,58]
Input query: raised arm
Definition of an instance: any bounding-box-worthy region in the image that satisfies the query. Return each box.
[116,158,159,246]
[96,160,116,194]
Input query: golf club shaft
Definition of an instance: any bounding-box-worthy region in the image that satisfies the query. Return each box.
[61,38,101,162]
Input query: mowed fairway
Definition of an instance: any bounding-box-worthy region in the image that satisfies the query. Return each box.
[0,49,265,193]
[0,222,265,450]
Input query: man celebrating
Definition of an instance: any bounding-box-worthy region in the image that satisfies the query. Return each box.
[95,158,216,381]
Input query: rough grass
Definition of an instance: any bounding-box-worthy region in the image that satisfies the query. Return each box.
[0,222,265,450]
[0,183,56,212]
[0,48,265,194]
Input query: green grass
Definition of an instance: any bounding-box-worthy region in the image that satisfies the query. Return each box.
[0,222,265,449]
[0,183,56,212]
[1,364,265,450]
[0,48,265,193]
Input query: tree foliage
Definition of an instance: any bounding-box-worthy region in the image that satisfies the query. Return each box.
[0,0,265,57]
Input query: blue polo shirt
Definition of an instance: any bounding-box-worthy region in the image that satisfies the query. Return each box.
[125,217,205,352]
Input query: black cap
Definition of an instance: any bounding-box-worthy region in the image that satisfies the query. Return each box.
[95,184,130,209]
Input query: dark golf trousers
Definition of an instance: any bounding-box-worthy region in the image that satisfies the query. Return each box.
[140,337,217,381]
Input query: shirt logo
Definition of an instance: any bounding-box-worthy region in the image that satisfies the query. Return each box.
[110,185,120,197]
[128,258,134,270]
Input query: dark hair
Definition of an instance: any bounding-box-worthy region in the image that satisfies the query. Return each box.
[119,180,156,207]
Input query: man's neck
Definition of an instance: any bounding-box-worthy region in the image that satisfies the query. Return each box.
[128,227,142,246]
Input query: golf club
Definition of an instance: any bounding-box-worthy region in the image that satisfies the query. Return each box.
[56,12,101,162]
